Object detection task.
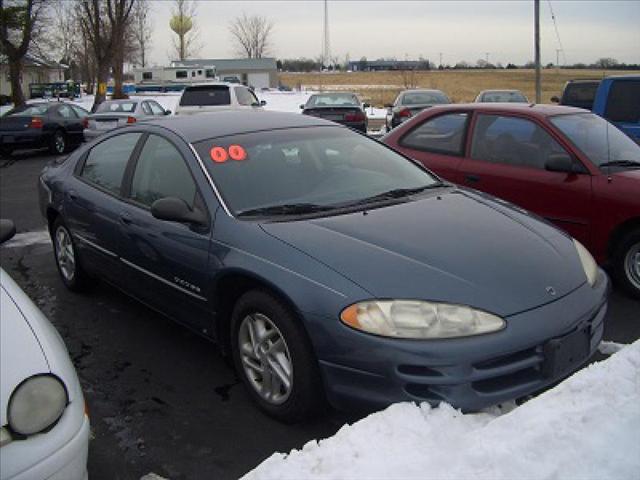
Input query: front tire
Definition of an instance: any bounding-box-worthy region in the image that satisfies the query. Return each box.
[52,218,92,291]
[49,130,66,155]
[612,228,640,300]
[231,290,325,422]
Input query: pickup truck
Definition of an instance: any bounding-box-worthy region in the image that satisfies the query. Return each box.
[552,75,640,144]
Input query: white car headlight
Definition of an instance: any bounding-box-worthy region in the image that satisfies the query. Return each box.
[573,239,598,287]
[8,374,68,436]
[340,300,505,339]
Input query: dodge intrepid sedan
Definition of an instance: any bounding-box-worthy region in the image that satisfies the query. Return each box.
[38,111,609,421]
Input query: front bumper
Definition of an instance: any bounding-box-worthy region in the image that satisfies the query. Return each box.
[307,270,609,411]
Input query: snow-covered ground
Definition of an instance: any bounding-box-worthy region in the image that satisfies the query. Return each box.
[243,340,640,480]
[0,89,388,121]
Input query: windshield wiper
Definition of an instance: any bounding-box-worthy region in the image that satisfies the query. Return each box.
[347,183,447,206]
[599,160,640,167]
[236,203,335,217]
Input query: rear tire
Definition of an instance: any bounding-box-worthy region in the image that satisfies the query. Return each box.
[612,228,640,300]
[49,130,66,155]
[231,290,325,423]
[51,218,93,292]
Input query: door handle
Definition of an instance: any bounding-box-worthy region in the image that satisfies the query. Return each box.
[120,212,133,225]
[465,174,480,183]
[67,190,78,201]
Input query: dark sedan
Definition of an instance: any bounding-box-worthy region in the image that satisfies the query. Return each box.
[386,89,450,131]
[300,93,368,133]
[39,111,608,422]
[1,102,88,157]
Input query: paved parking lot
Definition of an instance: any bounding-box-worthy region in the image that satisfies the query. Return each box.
[1,151,639,480]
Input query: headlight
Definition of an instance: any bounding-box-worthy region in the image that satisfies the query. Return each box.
[8,375,68,436]
[340,300,505,339]
[573,239,598,287]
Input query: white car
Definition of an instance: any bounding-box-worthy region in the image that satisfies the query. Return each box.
[0,220,89,480]
[84,98,171,141]
[174,82,266,116]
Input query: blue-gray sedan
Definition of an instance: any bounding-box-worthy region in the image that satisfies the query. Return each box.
[38,111,609,421]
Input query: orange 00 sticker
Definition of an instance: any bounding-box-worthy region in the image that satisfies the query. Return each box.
[210,146,228,163]
[228,144,247,161]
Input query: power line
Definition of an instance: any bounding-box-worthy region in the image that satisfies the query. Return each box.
[547,0,567,65]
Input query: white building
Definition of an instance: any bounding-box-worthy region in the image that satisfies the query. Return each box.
[0,54,67,100]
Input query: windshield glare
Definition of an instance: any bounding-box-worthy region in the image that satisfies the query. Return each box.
[550,113,640,166]
[402,91,449,105]
[307,94,359,107]
[195,127,439,215]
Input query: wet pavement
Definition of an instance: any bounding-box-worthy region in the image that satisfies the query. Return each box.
[1,151,639,479]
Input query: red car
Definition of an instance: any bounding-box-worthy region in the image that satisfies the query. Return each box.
[383,103,640,298]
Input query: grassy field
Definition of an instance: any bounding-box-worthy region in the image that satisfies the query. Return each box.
[279,69,639,107]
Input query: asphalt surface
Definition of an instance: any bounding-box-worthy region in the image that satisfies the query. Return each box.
[1,150,639,480]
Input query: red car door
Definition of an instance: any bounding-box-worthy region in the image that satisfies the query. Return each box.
[459,112,593,246]
[390,111,470,183]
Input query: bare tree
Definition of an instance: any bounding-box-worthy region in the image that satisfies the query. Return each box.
[77,0,135,110]
[228,12,274,59]
[131,0,152,67]
[170,0,199,61]
[0,0,49,107]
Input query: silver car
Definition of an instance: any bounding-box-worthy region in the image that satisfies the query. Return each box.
[84,99,170,141]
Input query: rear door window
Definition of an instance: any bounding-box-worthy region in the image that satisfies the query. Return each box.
[604,80,640,123]
[141,102,152,115]
[57,105,77,119]
[470,114,567,170]
[129,134,197,208]
[235,87,259,106]
[399,113,469,155]
[80,133,142,195]
[179,86,231,106]
[148,101,165,115]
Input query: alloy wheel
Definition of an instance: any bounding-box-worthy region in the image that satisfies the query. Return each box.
[54,133,65,154]
[238,313,293,405]
[55,227,75,282]
[624,242,640,291]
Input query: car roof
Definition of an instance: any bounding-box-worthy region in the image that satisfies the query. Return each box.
[183,82,235,88]
[400,89,446,94]
[144,110,341,143]
[423,103,589,118]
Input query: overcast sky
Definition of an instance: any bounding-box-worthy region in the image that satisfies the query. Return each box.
[146,0,640,66]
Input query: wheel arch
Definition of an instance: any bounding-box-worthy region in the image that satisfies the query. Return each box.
[608,217,640,258]
[212,269,306,356]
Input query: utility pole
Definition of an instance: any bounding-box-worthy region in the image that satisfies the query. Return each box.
[556,49,561,68]
[439,52,443,68]
[485,52,490,65]
[534,0,541,103]
[322,0,330,69]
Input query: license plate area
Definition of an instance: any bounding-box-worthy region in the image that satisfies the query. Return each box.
[323,114,344,121]
[542,326,590,378]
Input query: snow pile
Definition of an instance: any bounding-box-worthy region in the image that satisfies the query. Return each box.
[243,341,640,480]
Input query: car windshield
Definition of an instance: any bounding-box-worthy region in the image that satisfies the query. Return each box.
[96,102,137,113]
[194,127,440,216]
[307,94,359,107]
[550,113,640,167]
[402,91,449,105]
[481,91,527,103]
[5,104,48,116]
[180,85,231,106]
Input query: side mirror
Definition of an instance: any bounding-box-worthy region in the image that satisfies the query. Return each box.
[164,110,172,115]
[299,104,305,110]
[151,197,207,226]
[260,100,267,106]
[550,96,560,104]
[0,219,16,244]
[363,103,371,109]
[545,153,576,173]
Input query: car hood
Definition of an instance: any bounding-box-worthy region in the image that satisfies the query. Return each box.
[0,269,81,426]
[261,189,587,317]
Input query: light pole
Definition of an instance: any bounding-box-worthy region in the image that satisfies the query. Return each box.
[534,0,541,103]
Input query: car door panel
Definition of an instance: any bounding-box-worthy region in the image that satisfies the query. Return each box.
[117,132,213,332]
[460,113,593,245]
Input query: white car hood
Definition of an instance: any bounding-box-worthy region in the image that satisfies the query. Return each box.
[0,269,81,426]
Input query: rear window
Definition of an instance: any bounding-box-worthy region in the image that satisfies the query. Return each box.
[604,80,640,123]
[562,82,599,109]
[480,91,527,103]
[401,91,449,106]
[179,86,231,106]
[96,102,137,113]
[6,105,48,116]
[307,94,359,107]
